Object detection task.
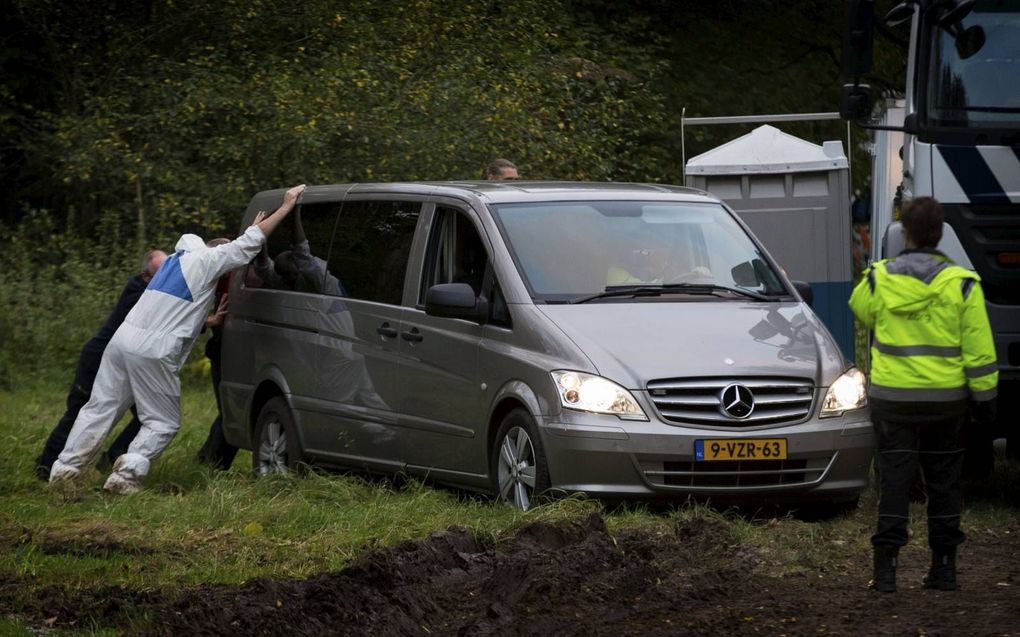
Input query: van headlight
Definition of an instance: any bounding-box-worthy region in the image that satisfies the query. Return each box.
[551,371,648,421]
[819,368,868,417]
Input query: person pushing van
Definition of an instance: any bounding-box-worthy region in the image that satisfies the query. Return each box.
[50,184,307,493]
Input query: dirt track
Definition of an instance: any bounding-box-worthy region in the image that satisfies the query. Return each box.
[8,512,1020,636]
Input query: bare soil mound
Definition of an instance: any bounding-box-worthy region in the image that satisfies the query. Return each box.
[6,512,1019,636]
[137,513,1019,637]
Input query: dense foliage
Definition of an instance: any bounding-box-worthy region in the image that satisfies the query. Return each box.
[0,0,905,383]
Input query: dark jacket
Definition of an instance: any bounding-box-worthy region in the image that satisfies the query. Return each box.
[74,274,148,391]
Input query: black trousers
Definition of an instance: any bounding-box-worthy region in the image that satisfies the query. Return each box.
[197,348,238,470]
[871,398,967,551]
[35,381,141,480]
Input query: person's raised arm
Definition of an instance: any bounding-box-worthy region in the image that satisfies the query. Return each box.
[252,184,306,238]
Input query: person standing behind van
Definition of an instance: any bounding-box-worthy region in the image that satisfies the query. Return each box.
[34,249,167,480]
[482,158,519,180]
[849,196,997,593]
[50,184,307,493]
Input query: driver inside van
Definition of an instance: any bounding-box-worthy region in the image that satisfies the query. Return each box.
[607,237,713,286]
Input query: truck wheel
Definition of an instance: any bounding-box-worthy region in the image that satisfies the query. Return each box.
[490,408,551,511]
[252,396,305,476]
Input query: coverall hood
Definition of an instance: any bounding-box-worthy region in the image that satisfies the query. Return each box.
[877,251,972,315]
[175,234,206,253]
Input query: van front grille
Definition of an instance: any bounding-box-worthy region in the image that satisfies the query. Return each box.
[646,377,814,427]
[639,454,834,489]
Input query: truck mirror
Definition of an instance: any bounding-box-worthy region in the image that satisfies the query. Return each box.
[884,2,914,27]
[840,83,874,121]
[936,0,977,27]
[954,25,985,59]
[842,0,875,79]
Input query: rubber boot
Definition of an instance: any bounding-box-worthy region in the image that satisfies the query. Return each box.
[923,549,957,591]
[870,545,898,593]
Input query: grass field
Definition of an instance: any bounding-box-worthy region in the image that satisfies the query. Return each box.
[2,380,1018,635]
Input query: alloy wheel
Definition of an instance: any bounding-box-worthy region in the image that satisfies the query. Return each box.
[496,426,538,511]
[257,417,288,476]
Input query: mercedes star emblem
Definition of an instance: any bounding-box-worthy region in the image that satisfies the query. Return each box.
[719,384,755,419]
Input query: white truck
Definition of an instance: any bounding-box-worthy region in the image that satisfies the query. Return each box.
[840,0,1019,458]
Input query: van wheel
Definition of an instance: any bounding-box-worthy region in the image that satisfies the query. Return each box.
[491,409,550,511]
[252,396,305,476]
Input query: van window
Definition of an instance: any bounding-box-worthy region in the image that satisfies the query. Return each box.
[491,200,786,302]
[420,207,489,301]
[324,200,420,305]
[248,202,339,292]
[419,207,510,326]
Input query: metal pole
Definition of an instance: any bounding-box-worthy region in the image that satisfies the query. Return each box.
[680,107,686,184]
[682,112,842,126]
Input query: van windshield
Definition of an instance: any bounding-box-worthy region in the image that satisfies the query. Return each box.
[491,200,788,303]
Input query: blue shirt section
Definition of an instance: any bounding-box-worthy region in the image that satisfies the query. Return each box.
[148,252,193,302]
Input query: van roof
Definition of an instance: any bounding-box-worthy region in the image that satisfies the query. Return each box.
[255,181,719,207]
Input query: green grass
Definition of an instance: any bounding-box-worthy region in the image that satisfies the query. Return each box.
[2,379,1018,635]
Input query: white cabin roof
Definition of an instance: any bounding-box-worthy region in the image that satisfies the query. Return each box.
[686,124,848,175]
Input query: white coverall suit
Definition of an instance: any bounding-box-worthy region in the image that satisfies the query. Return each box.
[50,226,266,492]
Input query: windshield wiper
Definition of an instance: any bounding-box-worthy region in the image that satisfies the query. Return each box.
[660,283,774,301]
[570,283,774,304]
[569,286,669,304]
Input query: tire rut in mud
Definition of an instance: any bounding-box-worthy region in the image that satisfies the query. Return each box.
[142,514,755,637]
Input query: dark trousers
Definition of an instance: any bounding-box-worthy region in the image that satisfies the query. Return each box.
[871,398,967,551]
[197,350,238,470]
[35,381,141,480]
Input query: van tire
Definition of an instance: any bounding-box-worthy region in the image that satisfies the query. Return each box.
[490,409,551,511]
[252,396,305,476]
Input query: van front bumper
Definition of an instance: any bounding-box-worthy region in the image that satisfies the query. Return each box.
[538,409,873,502]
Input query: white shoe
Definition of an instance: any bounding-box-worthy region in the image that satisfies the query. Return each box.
[49,461,82,483]
[103,471,142,495]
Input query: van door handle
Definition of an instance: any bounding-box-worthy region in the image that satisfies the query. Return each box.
[401,328,424,343]
[376,323,398,338]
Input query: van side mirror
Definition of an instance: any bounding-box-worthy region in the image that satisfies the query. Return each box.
[792,281,814,307]
[425,283,489,323]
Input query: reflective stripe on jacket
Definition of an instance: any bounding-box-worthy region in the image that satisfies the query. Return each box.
[849,250,998,402]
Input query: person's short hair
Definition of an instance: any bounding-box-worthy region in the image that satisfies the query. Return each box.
[482,158,518,180]
[900,197,943,249]
[207,237,230,248]
[140,249,161,276]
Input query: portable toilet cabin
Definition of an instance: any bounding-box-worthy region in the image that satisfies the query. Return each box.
[685,124,855,361]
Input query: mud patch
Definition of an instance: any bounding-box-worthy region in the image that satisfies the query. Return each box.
[0,575,157,631]
[140,513,756,637]
[6,514,1020,636]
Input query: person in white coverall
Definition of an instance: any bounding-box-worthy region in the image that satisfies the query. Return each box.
[50,184,307,493]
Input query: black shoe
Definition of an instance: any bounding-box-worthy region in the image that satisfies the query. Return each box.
[34,463,51,482]
[923,549,957,591]
[870,545,898,593]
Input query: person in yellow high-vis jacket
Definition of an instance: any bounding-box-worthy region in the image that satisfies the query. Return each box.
[850,197,998,594]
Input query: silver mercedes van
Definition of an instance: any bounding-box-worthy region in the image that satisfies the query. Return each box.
[220,182,872,511]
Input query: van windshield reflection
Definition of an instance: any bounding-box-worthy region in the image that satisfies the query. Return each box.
[491,200,787,303]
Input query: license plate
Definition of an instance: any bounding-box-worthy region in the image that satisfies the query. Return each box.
[695,438,787,461]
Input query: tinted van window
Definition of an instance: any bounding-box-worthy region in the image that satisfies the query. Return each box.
[249,202,339,292]
[325,200,420,305]
[419,207,490,301]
